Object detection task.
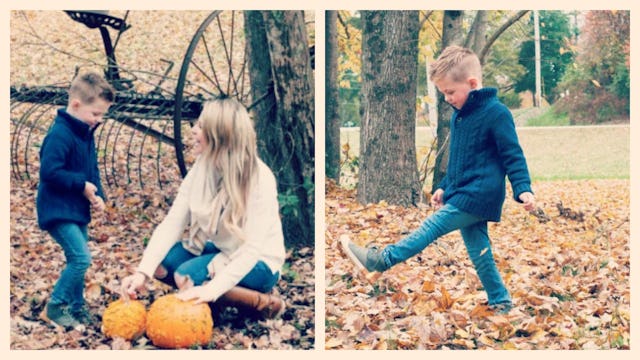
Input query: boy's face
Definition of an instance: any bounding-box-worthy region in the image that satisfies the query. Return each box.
[435,75,478,110]
[68,98,111,128]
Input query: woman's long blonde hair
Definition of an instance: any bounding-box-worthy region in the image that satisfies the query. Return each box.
[199,98,258,241]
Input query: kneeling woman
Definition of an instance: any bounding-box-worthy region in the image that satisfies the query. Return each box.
[122,98,286,318]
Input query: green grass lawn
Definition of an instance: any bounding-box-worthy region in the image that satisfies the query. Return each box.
[340,124,630,181]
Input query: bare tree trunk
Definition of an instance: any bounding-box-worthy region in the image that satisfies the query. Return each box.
[466,11,488,54]
[432,10,464,193]
[244,10,314,248]
[357,10,421,207]
[325,10,340,182]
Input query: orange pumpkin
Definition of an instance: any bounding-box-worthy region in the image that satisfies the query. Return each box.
[145,294,213,349]
[101,299,147,340]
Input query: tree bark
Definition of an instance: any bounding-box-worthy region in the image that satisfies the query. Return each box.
[432,10,464,193]
[357,11,421,207]
[466,11,488,55]
[244,10,314,248]
[325,10,340,182]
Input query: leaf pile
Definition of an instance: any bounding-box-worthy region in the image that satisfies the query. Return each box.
[325,179,629,349]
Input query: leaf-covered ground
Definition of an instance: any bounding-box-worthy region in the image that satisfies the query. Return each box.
[325,179,630,350]
[9,177,315,350]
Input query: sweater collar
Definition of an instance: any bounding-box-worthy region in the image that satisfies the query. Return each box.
[57,108,97,138]
[457,87,498,114]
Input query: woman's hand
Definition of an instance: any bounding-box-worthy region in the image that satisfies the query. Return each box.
[121,272,147,299]
[175,283,216,304]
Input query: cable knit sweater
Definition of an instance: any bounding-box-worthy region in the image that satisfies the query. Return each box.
[437,87,532,222]
[37,108,104,230]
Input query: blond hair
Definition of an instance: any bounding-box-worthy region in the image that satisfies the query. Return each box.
[69,71,115,104]
[198,98,258,241]
[429,45,482,83]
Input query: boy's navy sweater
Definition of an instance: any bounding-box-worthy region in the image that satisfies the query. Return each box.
[36,108,105,230]
[438,87,532,222]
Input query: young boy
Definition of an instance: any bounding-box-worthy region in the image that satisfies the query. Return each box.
[37,71,114,329]
[341,46,535,314]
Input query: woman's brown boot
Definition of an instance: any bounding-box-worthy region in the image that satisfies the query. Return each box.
[218,286,285,319]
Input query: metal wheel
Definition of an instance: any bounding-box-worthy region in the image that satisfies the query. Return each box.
[173,10,250,176]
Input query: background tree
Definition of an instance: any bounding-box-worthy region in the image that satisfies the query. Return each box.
[244,10,314,248]
[431,10,464,192]
[325,10,340,182]
[481,11,530,108]
[357,10,421,206]
[465,10,488,53]
[555,10,629,124]
[515,10,573,104]
[337,11,363,128]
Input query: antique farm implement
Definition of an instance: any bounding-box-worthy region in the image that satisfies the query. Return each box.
[10,10,251,188]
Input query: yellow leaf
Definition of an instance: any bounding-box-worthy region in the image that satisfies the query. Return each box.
[452,338,475,349]
[455,328,470,338]
[591,79,601,87]
[421,279,435,292]
[325,338,343,349]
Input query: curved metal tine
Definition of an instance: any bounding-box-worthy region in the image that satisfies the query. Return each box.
[23,103,56,181]
[10,103,27,180]
[155,118,174,189]
[137,120,148,189]
[94,115,113,188]
[10,102,33,180]
[102,115,122,188]
[137,118,159,189]
[124,115,141,186]
[109,116,128,187]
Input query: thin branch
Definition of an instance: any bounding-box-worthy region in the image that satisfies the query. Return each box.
[419,10,435,28]
[337,10,351,39]
[479,10,530,63]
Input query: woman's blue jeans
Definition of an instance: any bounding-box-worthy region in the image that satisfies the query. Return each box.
[381,204,511,305]
[47,222,91,311]
[158,242,279,294]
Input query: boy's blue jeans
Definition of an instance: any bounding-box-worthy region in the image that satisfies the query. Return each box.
[48,222,91,311]
[381,204,511,306]
[159,242,279,294]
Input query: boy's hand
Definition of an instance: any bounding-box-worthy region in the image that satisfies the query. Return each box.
[92,197,106,212]
[518,192,535,211]
[430,188,444,210]
[83,181,98,201]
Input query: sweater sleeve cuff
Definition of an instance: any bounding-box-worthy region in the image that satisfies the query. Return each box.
[512,183,533,202]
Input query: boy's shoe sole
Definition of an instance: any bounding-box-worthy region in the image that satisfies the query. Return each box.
[339,234,368,273]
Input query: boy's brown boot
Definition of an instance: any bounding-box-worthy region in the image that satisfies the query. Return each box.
[218,286,285,319]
